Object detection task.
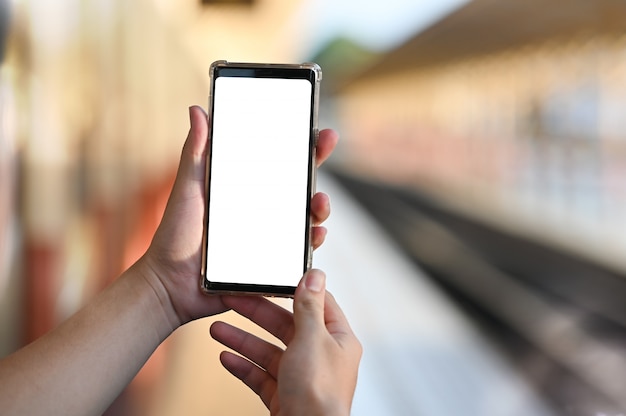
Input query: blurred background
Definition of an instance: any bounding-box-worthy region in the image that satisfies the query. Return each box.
[2,0,626,414]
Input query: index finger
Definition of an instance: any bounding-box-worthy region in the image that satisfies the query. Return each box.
[221,295,295,345]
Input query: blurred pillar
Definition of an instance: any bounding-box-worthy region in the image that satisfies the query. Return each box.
[22,243,61,342]
[20,160,72,343]
[0,1,23,354]
[19,0,77,343]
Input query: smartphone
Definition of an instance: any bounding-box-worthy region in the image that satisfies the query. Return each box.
[200,61,321,297]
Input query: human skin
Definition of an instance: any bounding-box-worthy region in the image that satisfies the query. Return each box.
[0,106,341,416]
[211,269,362,416]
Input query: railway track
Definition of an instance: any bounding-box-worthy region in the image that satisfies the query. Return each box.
[330,169,626,415]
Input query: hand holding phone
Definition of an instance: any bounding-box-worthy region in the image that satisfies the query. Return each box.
[201,61,322,297]
[211,270,362,415]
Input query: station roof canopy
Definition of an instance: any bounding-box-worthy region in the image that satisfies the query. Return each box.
[347,0,626,84]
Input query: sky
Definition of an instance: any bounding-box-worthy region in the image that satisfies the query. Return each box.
[295,0,468,57]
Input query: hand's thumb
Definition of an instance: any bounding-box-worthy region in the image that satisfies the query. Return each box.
[292,269,326,335]
[163,106,208,213]
[179,106,209,185]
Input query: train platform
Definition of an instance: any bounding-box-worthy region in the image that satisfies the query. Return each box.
[145,172,556,416]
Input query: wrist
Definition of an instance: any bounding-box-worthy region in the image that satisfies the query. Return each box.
[125,255,181,340]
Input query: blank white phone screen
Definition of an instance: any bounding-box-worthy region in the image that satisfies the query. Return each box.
[206,76,313,287]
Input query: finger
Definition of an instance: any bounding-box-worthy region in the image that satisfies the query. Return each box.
[188,106,210,165]
[316,129,339,168]
[159,106,208,223]
[322,291,356,340]
[176,106,209,188]
[153,106,208,263]
[310,192,330,226]
[210,321,283,378]
[219,351,277,410]
[221,295,295,345]
[292,269,326,336]
[311,226,327,250]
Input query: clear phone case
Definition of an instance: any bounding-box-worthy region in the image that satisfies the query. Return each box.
[201,61,322,297]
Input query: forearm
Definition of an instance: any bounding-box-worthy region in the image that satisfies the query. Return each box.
[0,258,176,416]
